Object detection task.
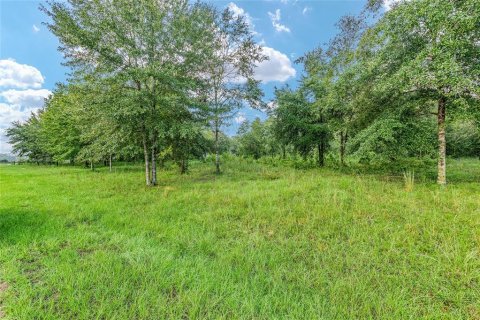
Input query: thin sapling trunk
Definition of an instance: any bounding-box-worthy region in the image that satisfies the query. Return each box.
[437,97,447,185]
[215,125,220,174]
[151,146,157,186]
[143,136,151,186]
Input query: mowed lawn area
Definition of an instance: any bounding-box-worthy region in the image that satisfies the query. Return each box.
[1,159,479,319]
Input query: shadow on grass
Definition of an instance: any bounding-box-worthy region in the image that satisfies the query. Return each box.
[0,208,54,245]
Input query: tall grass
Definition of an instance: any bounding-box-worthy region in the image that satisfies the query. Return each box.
[403,169,415,191]
[0,158,479,319]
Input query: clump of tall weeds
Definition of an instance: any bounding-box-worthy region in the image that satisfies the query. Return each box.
[403,169,415,191]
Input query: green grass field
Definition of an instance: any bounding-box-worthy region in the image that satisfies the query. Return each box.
[1,159,479,319]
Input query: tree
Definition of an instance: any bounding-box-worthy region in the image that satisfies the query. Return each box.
[358,0,480,184]
[43,0,217,185]
[40,86,83,164]
[6,111,51,164]
[203,7,265,174]
[324,15,366,166]
[447,119,480,158]
[236,118,268,159]
[162,101,210,174]
[273,87,328,165]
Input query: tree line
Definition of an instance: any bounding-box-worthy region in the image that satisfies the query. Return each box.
[7,0,480,185]
[237,0,479,184]
[8,0,265,185]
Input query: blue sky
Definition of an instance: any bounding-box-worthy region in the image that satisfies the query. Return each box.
[0,0,369,153]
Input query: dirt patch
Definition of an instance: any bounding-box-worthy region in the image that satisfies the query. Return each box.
[167,287,178,301]
[0,282,8,319]
[77,247,95,257]
[468,305,480,320]
[19,254,44,286]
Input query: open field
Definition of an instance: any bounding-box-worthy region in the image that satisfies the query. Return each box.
[1,159,479,319]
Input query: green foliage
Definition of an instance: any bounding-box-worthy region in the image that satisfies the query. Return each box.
[235,118,268,159]
[2,2,480,317]
[40,88,83,162]
[5,0,265,183]
[273,87,329,161]
[40,0,224,184]
[255,0,479,180]
[447,120,480,158]
[165,122,210,173]
[6,111,51,163]
[6,0,479,182]
[348,116,436,164]
[201,6,266,173]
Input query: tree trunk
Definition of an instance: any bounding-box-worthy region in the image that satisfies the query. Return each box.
[282,145,286,159]
[340,131,346,166]
[151,146,157,186]
[318,141,325,167]
[213,90,221,174]
[215,126,221,174]
[180,159,188,174]
[90,159,94,171]
[109,154,112,172]
[437,97,447,185]
[143,136,151,186]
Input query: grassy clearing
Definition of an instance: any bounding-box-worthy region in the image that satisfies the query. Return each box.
[0,159,479,319]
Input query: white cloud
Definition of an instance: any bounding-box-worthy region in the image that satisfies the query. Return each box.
[0,103,42,154]
[383,0,395,10]
[227,2,257,35]
[383,0,406,11]
[266,101,278,110]
[225,46,295,84]
[0,103,34,130]
[227,2,248,23]
[268,9,290,33]
[234,112,246,124]
[0,60,51,154]
[254,46,296,83]
[33,24,40,33]
[0,132,13,153]
[0,59,45,89]
[0,89,51,111]
[0,90,50,154]
[302,7,311,15]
